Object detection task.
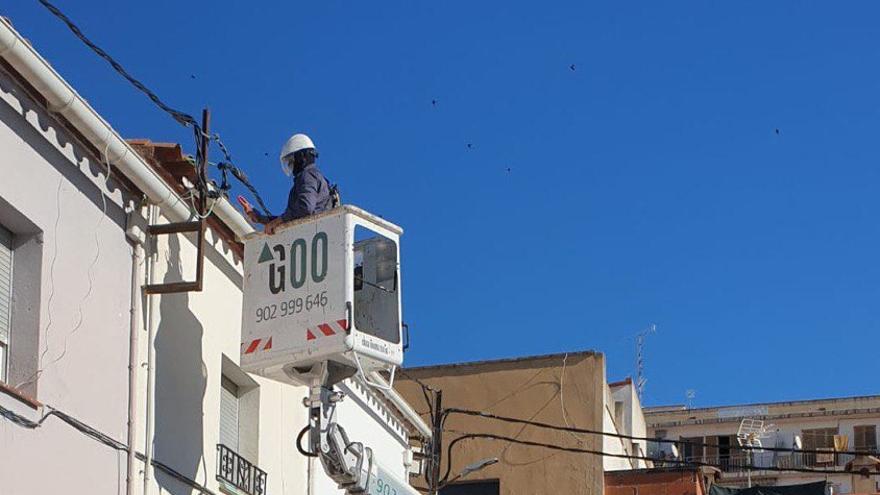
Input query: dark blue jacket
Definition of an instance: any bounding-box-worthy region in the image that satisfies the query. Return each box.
[256,164,332,223]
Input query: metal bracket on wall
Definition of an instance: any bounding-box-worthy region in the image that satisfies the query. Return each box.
[144,108,211,295]
[143,220,206,294]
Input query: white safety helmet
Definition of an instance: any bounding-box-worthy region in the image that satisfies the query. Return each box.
[279,133,316,176]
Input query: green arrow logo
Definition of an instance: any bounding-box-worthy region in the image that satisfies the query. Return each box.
[258,243,274,264]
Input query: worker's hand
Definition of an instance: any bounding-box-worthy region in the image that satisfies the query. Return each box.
[237,196,259,223]
[264,218,283,235]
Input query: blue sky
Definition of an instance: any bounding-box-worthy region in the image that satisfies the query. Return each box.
[6,1,880,408]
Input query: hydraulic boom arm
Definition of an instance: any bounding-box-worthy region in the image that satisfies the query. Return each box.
[300,363,420,495]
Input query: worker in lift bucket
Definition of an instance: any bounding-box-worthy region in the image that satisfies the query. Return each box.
[238,133,339,234]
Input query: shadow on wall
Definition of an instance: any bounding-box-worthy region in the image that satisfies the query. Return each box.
[153,234,208,494]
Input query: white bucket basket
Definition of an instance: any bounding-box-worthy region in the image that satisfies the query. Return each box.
[240,206,403,388]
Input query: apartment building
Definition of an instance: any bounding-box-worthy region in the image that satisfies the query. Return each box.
[645,395,880,494]
[0,16,427,495]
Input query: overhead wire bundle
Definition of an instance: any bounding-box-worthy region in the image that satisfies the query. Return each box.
[35,0,272,218]
[0,402,219,495]
[437,407,880,479]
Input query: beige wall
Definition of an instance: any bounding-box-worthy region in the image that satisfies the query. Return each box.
[397,352,606,495]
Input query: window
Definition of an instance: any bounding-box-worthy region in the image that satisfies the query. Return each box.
[854,425,877,453]
[0,225,11,383]
[440,480,499,495]
[704,435,744,471]
[217,358,264,495]
[219,376,240,453]
[218,357,260,463]
[0,201,43,398]
[802,427,838,466]
[614,400,625,429]
[802,428,837,449]
[682,436,704,462]
[353,225,400,344]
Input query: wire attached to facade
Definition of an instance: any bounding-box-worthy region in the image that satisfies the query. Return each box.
[0,403,219,495]
[558,353,588,446]
[13,179,63,391]
[53,144,113,364]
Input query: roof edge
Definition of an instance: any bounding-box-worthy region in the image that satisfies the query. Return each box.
[645,393,880,416]
[402,350,600,373]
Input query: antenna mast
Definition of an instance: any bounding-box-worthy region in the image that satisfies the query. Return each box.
[736,418,774,488]
[636,324,656,401]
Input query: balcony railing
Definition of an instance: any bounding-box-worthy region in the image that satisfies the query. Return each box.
[684,451,867,476]
[216,444,268,495]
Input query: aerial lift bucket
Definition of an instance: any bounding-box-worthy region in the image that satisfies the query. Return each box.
[240,205,404,388]
[240,205,420,494]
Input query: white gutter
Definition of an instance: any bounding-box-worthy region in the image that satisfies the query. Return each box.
[369,371,432,440]
[0,18,253,237]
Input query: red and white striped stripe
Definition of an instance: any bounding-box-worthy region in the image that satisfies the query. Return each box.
[306,319,349,341]
[242,337,273,355]
[243,319,348,354]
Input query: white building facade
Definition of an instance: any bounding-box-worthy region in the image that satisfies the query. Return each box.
[0,16,427,495]
[645,396,880,494]
[603,378,651,472]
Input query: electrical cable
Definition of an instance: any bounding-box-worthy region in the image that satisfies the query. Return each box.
[398,368,439,489]
[52,143,113,365]
[36,0,273,220]
[558,353,588,446]
[0,403,219,494]
[35,0,196,128]
[396,370,440,491]
[442,407,880,458]
[13,179,63,391]
[355,275,394,293]
[213,139,271,217]
[297,425,319,458]
[398,369,438,395]
[189,193,220,220]
[440,432,880,482]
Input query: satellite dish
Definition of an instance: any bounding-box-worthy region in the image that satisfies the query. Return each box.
[737,418,773,489]
[793,435,803,450]
[737,418,771,449]
[671,443,680,459]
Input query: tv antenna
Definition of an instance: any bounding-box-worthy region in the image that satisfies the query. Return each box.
[635,324,656,401]
[685,389,696,409]
[736,418,774,488]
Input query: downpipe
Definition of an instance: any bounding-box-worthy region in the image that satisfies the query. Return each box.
[125,221,144,495]
[142,204,159,495]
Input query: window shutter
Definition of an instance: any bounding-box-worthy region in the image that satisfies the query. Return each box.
[0,226,12,346]
[0,226,12,382]
[855,425,877,451]
[219,376,240,452]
